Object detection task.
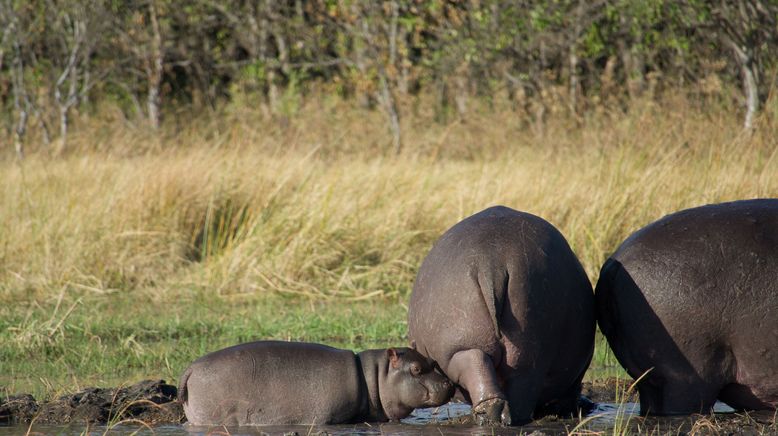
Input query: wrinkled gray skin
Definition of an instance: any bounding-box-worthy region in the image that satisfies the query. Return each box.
[178,341,454,426]
[596,199,778,415]
[408,206,595,425]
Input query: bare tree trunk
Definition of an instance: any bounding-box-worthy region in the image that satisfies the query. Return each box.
[82,61,90,107]
[617,44,645,100]
[58,107,69,151]
[534,40,548,135]
[569,0,583,118]
[569,47,579,114]
[271,26,290,113]
[397,20,409,95]
[266,74,278,112]
[628,51,645,99]
[739,60,758,131]
[0,28,7,72]
[38,111,51,146]
[434,79,449,123]
[454,62,468,119]
[10,28,27,161]
[352,6,372,109]
[54,20,83,154]
[378,68,402,155]
[14,110,27,161]
[275,30,290,77]
[363,2,402,154]
[243,5,272,112]
[261,2,283,112]
[726,38,758,131]
[294,0,303,19]
[147,0,163,129]
[13,92,28,161]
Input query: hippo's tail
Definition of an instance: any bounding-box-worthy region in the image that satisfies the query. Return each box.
[593,257,620,339]
[178,366,193,404]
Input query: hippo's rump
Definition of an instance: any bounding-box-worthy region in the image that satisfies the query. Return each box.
[409,205,593,378]
[596,199,778,412]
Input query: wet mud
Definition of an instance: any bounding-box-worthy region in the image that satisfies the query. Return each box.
[0,380,184,426]
[2,378,777,435]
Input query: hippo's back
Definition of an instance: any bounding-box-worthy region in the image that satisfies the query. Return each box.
[600,199,778,335]
[180,341,362,425]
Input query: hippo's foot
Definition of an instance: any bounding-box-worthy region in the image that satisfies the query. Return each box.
[577,395,596,416]
[472,398,511,426]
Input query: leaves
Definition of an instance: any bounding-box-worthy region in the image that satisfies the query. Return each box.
[1,0,776,142]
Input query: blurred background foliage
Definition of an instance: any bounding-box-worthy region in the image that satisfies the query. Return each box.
[1,0,776,157]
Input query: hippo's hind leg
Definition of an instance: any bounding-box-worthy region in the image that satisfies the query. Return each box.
[502,373,544,425]
[447,349,510,425]
[638,379,718,415]
[532,381,584,419]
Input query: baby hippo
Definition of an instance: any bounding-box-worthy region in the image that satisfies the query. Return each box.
[178,341,455,426]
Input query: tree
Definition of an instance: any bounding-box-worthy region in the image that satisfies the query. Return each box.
[333,1,406,154]
[46,0,108,152]
[709,0,778,130]
[1,0,41,160]
[109,0,170,129]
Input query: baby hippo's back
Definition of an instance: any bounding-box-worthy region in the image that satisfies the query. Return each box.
[180,341,363,425]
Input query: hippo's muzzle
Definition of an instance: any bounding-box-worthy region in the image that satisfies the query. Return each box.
[423,376,455,406]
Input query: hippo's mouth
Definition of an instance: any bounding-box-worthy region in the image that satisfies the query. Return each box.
[420,382,438,405]
[422,382,453,406]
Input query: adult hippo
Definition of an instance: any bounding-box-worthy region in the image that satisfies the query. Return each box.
[408,206,595,425]
[178,341,454,425]
[596,199,778,415]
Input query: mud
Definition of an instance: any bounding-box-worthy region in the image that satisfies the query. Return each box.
[0,380,184,426]
[1,378,777,434]
[580,378,639,404]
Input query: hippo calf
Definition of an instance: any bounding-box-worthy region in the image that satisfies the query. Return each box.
[178,341,454,426]
[596,199,778,415]
[408,206,595,425]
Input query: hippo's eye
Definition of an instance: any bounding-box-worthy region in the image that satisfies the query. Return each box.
[410,363,422,376]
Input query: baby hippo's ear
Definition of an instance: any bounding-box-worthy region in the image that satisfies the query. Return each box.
[386,348,400,369]
[410,340,417,350]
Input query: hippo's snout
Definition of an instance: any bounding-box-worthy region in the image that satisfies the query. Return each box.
[425,376,455,406]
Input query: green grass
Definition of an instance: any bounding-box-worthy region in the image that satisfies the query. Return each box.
[0,294,408,399]
[589,334,628,381]
[2,291,625,400]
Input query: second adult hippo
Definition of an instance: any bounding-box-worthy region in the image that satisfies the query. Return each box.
[178,341,454,425]
[408,206,595,425]
[596,199,778,415]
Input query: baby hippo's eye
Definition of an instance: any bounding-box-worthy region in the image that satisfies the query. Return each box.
[410,363,422,376]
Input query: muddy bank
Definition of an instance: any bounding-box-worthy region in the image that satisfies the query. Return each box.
[2,378,626,426]
[0,380,184,426]
[2,378,777,435]
[581,378,640,403]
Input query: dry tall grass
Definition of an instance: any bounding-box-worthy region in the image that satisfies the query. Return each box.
[2,94,776,303]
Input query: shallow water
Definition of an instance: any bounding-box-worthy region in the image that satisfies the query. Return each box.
[0,401,744,435]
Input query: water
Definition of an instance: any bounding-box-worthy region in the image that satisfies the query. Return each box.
[0,401,743,435]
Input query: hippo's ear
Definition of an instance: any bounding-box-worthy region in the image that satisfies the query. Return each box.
[386,348,400,369]
[410,340,417,350]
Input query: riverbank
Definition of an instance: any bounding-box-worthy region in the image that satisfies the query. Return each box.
[3,378,776,435]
